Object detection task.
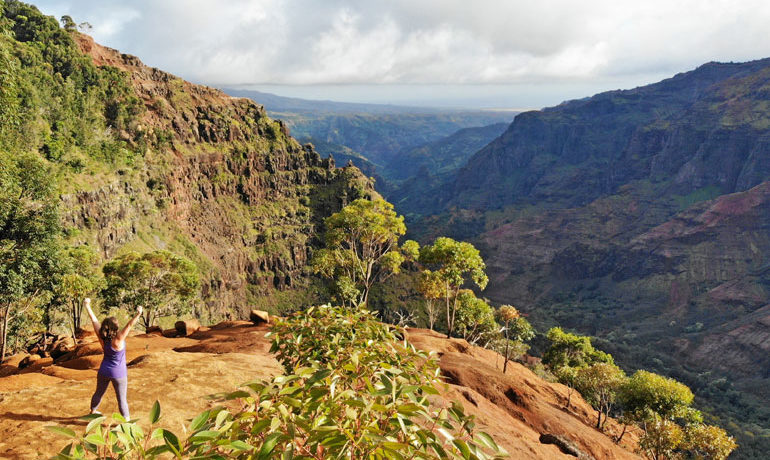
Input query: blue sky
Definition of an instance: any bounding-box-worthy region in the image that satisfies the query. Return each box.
[34,0,770,109]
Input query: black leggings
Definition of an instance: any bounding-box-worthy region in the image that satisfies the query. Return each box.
[90,375,129,420]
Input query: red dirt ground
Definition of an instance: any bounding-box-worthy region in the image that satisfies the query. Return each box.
[0,323,638,459]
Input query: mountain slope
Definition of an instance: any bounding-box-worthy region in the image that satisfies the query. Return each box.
[402,58,770,458]
[0,2,374,319]
[449,59,770,211]
[76,35,375,314]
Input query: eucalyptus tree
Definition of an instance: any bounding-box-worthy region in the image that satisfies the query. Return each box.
[419,237,488,339]
[312,198,417,307]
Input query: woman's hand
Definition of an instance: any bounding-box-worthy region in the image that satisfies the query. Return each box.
[84,297,92,310]
[137,306,143,316]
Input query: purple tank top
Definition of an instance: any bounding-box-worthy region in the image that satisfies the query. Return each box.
[98,343,127,379]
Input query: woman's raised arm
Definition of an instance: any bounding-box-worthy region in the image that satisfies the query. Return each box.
[84,298,103,347]
[117,306,143,343]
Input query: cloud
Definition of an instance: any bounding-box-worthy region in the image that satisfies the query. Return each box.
[31,0,770,88]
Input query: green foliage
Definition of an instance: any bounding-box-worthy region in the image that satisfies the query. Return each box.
[54,245,102,336]
[0,1,143,165]
[417,269,444,331]
[55,305,507,458]
[453,290,497,346]
[491,305,534,373]
[542,327,613,408]
[0,151,62,361]
[419,237,488,339]
[542,327,613,371]
[312,198,414,307]
[681,423,738,460]
[620,370,695,422]
[613,370,738,458]
[637,416,684,460]
[49,406,167,459]
[573,362,625,430]
[102,250,199,329]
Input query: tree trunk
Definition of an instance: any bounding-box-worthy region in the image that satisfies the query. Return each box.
[0,309,9,363]
[615,424,628,444]
[503,321,510,373]
[596,410,602,428]
[448,287,459,339]
[566,387,573,409]
[445,281,451,338]
[71,301,78,339]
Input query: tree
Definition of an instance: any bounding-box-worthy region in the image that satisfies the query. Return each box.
[620,370,695,421]
[617,370,697,446]
[495,305,534,373]
[681,423,737,460]
[0,153,61,362]
[102,251,199,330]
[419,237,488,339]
[638,416,684,460]
[311,198,414,307]
[574,362,626,430]
[542,327,613,408]
[454,290,498,346]
[417,269,443,330]
[55,245,101,337]
[60,15,76,31]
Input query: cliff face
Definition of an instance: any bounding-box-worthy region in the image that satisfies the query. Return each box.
[449,59,770,211]
[65,35,374,315]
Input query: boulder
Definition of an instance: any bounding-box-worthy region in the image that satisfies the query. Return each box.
[18,354,41,369]
[249,309,270,325]
[50,337,76,360]
[18,357,54,374]
[55,341,103,364]
[539,433,593,459]
[0,354,26,377]
[75,327,95,340]
[161,328,179,338]
[175,319,201,336]
[145,326,162,335]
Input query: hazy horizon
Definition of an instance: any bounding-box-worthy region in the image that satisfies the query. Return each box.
[35,0,770,109]
[224,74,673,110]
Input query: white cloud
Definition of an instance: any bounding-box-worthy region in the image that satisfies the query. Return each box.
[30,0,770,93]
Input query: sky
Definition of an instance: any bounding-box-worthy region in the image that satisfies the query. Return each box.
[34,0,770,109]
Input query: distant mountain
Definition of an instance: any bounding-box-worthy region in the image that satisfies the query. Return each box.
[225,88,515,169]
[384,122,508,181]
[403,58,770,458]
[449,58,770,211]
[224,88,444,114]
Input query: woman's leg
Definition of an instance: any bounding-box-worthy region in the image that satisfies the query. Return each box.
[90,375,110,413]
[110,377,130,420]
